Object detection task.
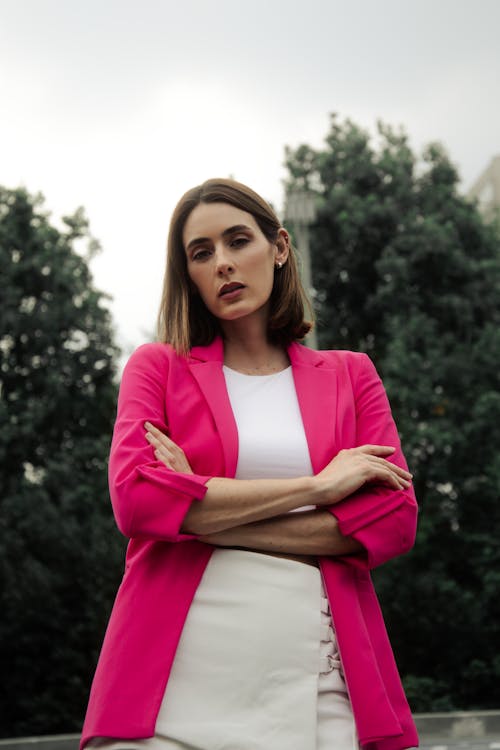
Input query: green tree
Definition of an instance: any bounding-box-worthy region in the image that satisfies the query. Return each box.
[0,188,124,735]
[285,116,500,711]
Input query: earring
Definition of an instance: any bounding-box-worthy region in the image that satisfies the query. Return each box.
[276,261,283,269]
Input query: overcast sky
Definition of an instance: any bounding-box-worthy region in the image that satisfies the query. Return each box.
[1,0,499,354]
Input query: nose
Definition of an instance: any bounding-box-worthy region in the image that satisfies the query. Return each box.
[214,246,234,276]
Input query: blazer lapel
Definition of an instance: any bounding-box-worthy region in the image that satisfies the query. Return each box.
[187,338,339,479]
[188,338,239,478]
[287,342,339,473]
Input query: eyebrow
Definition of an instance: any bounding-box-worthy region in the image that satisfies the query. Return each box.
[186,224,252,253]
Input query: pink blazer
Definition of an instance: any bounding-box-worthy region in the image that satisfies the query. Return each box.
[80,337,419,750]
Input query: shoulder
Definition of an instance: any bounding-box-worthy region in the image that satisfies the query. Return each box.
[293,343,372,375]
[321,349,378,387]
[122,342,187,378]
[293,345,383,397]
[125,341,175,366]
[318,348,370,368]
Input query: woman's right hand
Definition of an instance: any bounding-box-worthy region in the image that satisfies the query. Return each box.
[144,422,194,474]
[314,445,412,506]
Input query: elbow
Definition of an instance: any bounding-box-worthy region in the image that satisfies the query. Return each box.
[115,511,134,539]
[383,496,419,563]
[109,483,137,539]
[108,458,211,541]
[116,518,133,539]
[353,496,419,569]
[108,462,138,538]
[109,474,203,542]
[400,497,419,555]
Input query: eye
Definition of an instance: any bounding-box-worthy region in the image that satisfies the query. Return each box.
[192,247,212,262]
[230,236,249,248]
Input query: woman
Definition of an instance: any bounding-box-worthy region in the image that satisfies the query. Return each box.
[81,178,418,750]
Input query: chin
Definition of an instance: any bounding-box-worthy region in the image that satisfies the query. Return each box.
[218,309,251,322]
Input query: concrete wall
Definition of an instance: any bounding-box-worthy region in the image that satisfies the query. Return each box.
[0,736,79,750]
[1,712,500,750]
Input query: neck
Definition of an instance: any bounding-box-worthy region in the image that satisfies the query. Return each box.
[221,317,289,375]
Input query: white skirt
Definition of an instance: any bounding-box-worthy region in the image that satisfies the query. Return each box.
[89,549,358,750]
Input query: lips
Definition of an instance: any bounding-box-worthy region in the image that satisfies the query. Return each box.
[218,282,245,297]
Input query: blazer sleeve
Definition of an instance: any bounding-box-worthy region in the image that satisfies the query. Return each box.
[108,343,211,542]
[328,352,418,569]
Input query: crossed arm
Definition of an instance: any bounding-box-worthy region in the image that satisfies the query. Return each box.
[194,509,362,557]
[144,421,412,558]
[110,345,417,566]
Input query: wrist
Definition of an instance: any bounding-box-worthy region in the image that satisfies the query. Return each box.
[311,475,339,506]
[309,475,328,505]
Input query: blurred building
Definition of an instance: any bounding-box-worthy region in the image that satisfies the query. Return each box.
[467,155,500,221]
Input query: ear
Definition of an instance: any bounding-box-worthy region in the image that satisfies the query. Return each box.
[274,228,290,266]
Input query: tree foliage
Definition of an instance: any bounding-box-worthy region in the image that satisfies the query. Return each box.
[0,188,124,735]
[285,116,500,711]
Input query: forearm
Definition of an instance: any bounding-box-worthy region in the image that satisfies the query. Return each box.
[180,475,324,535]
[148,416,411,539]
[197,508,364,557]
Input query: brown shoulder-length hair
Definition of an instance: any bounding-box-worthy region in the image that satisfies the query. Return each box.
[157,177,313,354]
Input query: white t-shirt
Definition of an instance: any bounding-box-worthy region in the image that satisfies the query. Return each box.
[223,366,315,512]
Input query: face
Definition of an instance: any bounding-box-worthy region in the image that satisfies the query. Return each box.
[182,202,288,328]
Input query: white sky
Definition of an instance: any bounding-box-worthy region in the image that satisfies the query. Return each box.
[1,0,499,355]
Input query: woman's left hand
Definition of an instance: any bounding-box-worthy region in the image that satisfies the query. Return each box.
[144,422,194,474]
